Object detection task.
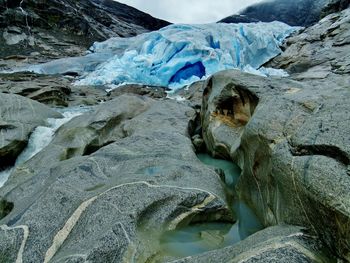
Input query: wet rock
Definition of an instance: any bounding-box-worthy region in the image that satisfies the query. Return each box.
[0,93,61,169]
[171,226,332,262]
[192,134,205,153]
[0,94,233,262]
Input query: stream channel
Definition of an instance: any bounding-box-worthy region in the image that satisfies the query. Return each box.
[160,153,263,258]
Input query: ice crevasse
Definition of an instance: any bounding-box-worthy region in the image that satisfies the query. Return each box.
[31,22,299,90]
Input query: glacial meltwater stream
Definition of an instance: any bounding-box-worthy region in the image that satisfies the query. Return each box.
[0,106,91,188]
[160,153,263,258]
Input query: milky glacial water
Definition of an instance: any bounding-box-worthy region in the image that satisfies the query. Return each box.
[160,153,263,258]
[0,106,90,188]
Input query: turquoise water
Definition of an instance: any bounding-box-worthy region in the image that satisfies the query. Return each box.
[160,153,262,258]
[197,153,241,188]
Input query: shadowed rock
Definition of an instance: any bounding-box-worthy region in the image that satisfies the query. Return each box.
[219,0,331,27]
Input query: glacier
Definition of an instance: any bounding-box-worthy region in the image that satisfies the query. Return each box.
[14,22,299,90]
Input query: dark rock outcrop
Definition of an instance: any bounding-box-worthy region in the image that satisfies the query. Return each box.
[0,72,109,106]
[0,0,170,68]
[203,8,350,262]
[322,0,350,17]
[219,0,331,26]
[219,15,260,24]
[0,73,172,107]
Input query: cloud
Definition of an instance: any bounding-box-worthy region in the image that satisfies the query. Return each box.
[117,0,263,24]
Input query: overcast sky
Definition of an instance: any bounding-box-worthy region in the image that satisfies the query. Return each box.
[117,0,264,24]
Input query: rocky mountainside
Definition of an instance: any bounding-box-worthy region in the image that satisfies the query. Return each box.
[0,1,349,263]
[0,0,169,66]
[220,0,332,26]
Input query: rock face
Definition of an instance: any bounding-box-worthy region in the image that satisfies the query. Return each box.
[0,94,234,262]
[219,0,331,26]
[0,72,109,107]
[322,0,350,17]
[0,0,169,67]
[0,93,61,169]
[202,8,350,262]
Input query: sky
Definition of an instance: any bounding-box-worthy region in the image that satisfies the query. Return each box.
[117,0,264,24]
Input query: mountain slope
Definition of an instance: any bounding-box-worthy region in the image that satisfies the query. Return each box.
[219,0,331,26]
[0,0,170,63]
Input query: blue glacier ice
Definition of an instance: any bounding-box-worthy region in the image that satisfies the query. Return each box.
[11,22,298,90]
[74,22,298,90]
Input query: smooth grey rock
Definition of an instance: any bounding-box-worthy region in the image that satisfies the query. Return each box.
[201,8,350,261]
[0,92,61,169]
[170,226,331,263]
[0,94,232,262]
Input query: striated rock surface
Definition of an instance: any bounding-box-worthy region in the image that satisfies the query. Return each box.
[202,7,350,262]
[0,93,61,169]
[0,94,234,262]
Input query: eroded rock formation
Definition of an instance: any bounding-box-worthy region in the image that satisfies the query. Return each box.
[202,7,350,261]
[0,94,235,262]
